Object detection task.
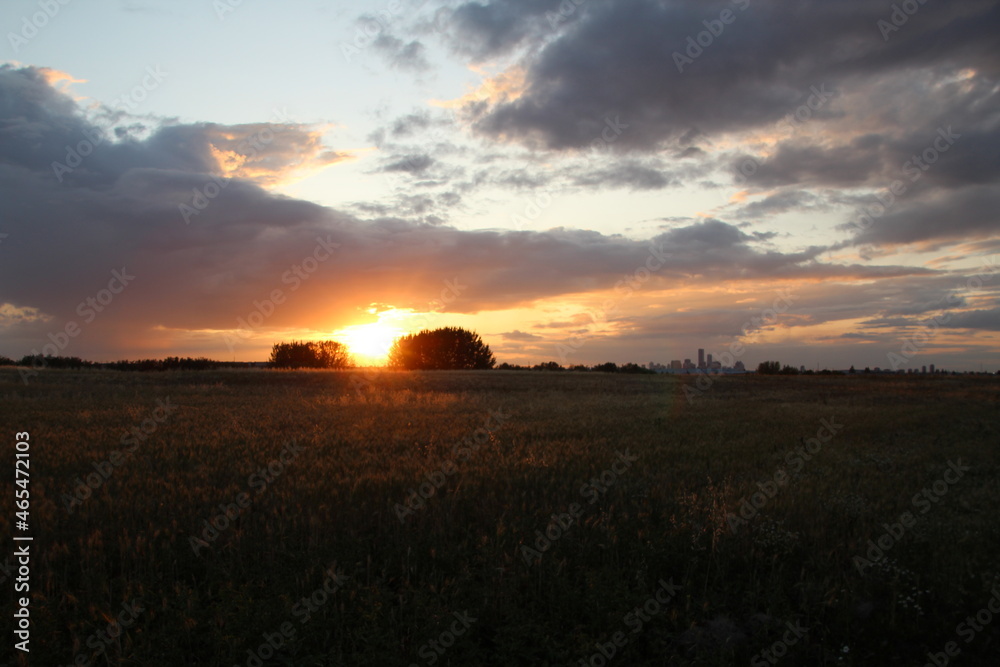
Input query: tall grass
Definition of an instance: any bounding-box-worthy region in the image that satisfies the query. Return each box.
[1,369,998,665]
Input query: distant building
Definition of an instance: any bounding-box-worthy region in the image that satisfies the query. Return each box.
[734,361,745,372]
[698,348,705,369]
[930,364,935,373]
[670,359,682,370]
[683,358,694,369]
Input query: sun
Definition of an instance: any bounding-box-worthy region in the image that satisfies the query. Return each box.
[334,322,404,365]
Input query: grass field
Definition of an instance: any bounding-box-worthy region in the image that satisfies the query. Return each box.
[2,368,999,666]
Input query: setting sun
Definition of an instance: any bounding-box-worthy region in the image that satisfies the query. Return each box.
[334,322,405,365]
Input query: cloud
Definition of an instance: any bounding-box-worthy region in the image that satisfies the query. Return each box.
[1,62,992,369]
[383,154,435,173]
[502,329,543,341]
[444,0,564,61]
[942,307,1000,331]
[570,159,674,191]
[842,184,1000,249]
[372,34,431,71]
[456,0,999,155]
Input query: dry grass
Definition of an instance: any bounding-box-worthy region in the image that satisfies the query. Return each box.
[2,368,999,665]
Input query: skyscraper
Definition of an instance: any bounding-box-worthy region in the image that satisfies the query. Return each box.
[698,348,705,369]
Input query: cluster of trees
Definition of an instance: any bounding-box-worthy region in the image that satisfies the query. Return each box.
[496,361,655,374]
[269,341,352,369]
[107,357,224,371]
[388,327,494,370]
[756,361,801,375]
[8,354,97,369]
[3,354,263,372]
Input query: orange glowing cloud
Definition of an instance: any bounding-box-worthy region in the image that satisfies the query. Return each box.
[433,66,526,109]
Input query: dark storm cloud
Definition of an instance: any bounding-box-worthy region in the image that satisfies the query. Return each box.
[943,308,1000,331]
[843,184,1000,248]
[462,0,1000,152]
[732,144,881,189]
[444,0,573,61]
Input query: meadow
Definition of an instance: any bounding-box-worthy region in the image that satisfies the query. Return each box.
[1,368,999,666]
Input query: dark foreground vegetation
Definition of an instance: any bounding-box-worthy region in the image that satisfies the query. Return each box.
[1,368,998,666]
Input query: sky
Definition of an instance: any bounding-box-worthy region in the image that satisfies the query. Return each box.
[1,0,999,370]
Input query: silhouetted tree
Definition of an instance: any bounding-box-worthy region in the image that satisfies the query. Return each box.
[270,340,351,369]
[619,362,654,374]
[593,362,618,373]
[387,327,494,370]
[756,361,781,375]
[533,361,564,371]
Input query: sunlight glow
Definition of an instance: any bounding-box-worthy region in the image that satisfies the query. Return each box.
[334,321,406,365]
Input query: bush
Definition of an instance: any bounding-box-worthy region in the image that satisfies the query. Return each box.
[270,341,352,369]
